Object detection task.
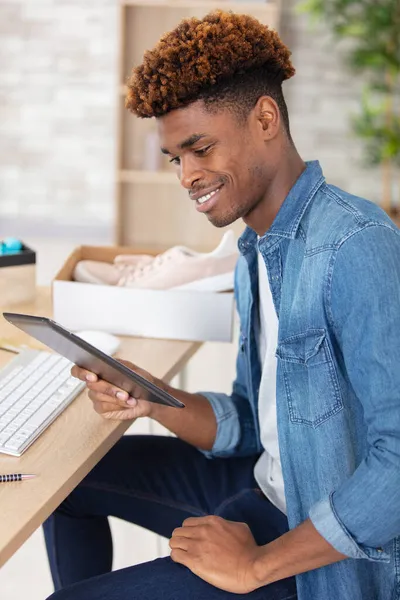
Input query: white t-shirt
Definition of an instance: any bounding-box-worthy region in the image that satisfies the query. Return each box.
[253,248,287,514]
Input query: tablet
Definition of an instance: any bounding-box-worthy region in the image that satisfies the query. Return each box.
[3,312,185,409]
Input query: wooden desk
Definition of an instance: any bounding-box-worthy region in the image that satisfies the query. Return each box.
[0,288,201,567]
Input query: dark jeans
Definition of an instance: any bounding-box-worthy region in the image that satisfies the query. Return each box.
[43,435,297,600]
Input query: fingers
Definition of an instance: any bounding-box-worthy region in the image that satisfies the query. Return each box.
[182,515,219,527]
[71,364,132,407]
[91,398,125,414]
[170,520,207,542]
[170,548,190,566]
[169,535,196,567]
[70,360,154,420]
[70,361,147,403]
[71,365,98,383]
[86,379,128,400]
[87,388,137,410]
[169,534,190,550]
[171,526,195,539]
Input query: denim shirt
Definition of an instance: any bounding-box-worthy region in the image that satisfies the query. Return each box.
[201,161,400,600]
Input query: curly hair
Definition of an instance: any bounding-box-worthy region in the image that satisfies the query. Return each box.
[126,10,295,132]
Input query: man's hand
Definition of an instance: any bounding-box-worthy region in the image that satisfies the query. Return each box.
[71,360,217,451]
[169,516,263,594]
[71,360,156,421]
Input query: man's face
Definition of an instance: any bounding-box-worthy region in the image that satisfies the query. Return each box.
[157,100,277,229]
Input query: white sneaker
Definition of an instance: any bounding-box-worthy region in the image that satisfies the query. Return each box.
[120,231,238,292]
[73,254,153,285]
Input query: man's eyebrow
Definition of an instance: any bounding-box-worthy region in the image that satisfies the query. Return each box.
[161,133,208,155]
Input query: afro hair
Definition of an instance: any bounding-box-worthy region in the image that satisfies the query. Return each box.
[126,10,295,129]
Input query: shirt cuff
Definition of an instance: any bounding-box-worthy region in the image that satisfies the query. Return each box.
[309,494,390,562]
[198,392,241,457]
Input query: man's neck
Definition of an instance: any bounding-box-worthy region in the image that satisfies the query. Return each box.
[245,149,306,237]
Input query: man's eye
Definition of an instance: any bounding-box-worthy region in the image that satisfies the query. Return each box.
[194,146,211,156]
[169,156,180,165]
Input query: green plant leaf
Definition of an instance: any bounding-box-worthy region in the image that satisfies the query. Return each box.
[300,0,400,169]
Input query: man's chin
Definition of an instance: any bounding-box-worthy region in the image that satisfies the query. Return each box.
[207,210,240,229]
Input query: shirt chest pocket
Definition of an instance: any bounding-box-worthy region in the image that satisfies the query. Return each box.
[276,329,343,427]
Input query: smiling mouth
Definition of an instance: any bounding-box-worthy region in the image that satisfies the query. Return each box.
[195,185,223,205]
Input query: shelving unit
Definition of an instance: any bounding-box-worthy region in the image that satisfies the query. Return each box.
[116,0,281,250]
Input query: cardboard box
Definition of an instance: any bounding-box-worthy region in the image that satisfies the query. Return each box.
[52,245,234,343]
[0,244,36,306]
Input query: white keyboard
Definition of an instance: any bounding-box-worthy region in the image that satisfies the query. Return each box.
[0,349,85,456]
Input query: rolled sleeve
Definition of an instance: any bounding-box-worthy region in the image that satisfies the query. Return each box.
[197,391,241,457]
[310,494,390,562]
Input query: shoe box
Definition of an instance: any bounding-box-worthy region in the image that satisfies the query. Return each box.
[0,243,36,307]
[52,245,234,343]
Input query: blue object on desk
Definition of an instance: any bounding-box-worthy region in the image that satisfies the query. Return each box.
[0,237,23,255]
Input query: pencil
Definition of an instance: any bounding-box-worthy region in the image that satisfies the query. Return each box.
[0,474,36,483]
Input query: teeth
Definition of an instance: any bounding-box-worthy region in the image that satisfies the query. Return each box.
[197,188,219,204]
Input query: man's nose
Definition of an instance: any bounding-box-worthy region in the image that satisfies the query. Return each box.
[179,156,202,190]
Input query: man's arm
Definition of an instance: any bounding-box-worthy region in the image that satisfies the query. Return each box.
[74,363,218,450]
[252,518,346,585]
[78,353,256,456]
[147,384,217,451]
[169,515,346,594]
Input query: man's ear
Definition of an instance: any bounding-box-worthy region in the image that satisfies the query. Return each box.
[256,96,280,140]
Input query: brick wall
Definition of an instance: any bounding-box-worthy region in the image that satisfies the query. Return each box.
[0,0,117,233]
[0,1,383,238]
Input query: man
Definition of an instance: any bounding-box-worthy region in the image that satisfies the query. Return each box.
[45,10,400,600]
